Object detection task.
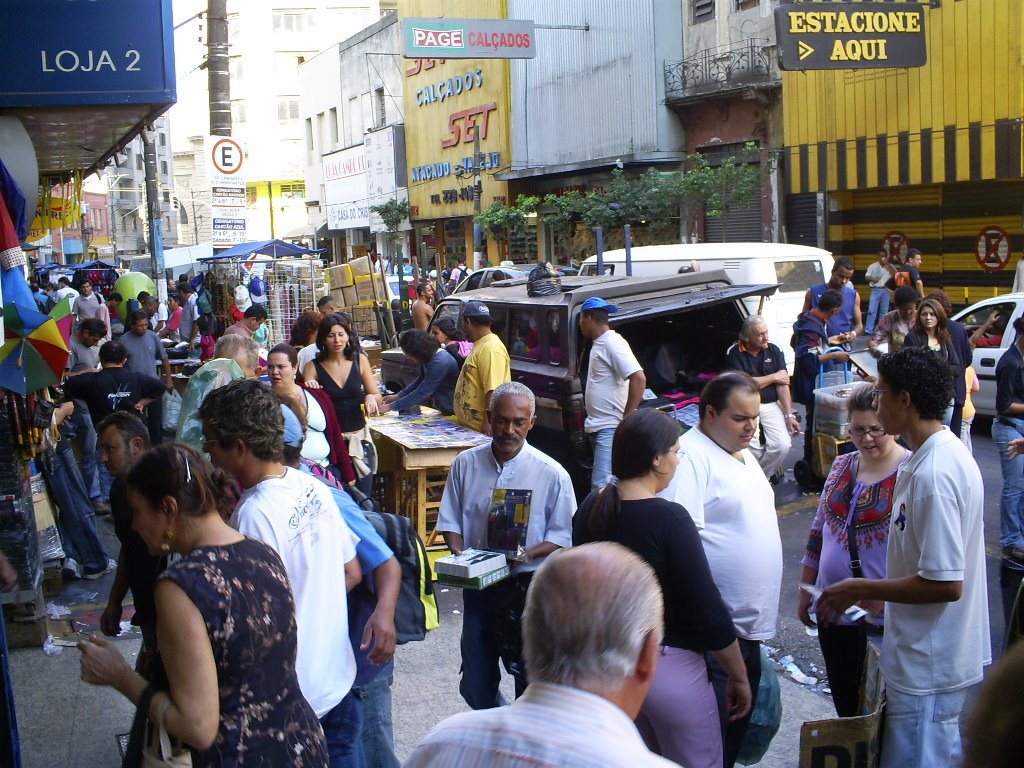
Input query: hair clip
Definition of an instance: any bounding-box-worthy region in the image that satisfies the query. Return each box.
[183,455,192,484]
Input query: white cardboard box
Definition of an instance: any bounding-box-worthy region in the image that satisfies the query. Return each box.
[435,549,507,578]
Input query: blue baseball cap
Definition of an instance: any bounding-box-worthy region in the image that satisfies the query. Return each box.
[280,404,304,448]
[463,300,493,323]
[580,297,619,313]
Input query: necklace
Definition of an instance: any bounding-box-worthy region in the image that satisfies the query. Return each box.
[257,467,288,484]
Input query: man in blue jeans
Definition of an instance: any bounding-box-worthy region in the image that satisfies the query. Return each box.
[201,380,364,768]
[437,383,576,709]
[579,297,646,490]
[819,347,990,768]
[280,405,404,768]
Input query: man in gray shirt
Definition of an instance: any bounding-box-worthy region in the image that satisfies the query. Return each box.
[66,319,105,375]
[120,309,171,445]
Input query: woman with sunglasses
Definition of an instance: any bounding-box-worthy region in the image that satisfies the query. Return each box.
[797,383,910,717]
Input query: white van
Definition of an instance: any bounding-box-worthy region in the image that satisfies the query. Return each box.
[580,243,834,367]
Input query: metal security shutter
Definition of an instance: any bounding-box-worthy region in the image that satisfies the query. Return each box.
[785,193,818,247]
[704,196,762,242]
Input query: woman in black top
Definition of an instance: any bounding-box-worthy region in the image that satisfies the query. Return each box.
[302,312,382,495]
[903,298,962,426]
[573,409,751,768]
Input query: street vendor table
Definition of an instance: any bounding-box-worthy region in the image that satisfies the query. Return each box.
[368,412,489,548]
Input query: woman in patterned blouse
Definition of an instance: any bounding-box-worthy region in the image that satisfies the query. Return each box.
[797,383,910,717]
[78,444,328,767]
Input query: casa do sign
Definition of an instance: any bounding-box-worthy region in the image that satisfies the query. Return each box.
[774,2,926,70]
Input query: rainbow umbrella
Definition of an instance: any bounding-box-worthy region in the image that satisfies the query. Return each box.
[0,301,71,395]
[48,296,74,342]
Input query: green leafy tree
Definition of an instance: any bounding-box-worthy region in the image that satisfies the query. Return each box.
[474,195,540,261]
[701,142,765,242]
[370,197,410,278]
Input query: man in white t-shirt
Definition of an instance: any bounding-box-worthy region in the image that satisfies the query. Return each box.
[819,346,989,768]
[199,379,366,766]
[579,297,646,490]
[658,371,782,768]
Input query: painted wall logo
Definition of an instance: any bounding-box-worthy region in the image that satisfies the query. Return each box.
[412,27,464,49]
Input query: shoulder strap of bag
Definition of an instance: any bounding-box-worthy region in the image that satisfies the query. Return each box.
[847,455,865,578]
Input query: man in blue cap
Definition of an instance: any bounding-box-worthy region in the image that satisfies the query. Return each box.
[454,300,510,434]
[579,296,646,490]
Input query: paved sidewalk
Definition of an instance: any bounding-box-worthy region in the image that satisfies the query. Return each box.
[9,578,830,767]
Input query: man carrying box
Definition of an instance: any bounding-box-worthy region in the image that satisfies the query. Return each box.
[437,382,576,709]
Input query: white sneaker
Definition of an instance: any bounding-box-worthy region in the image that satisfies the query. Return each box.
[82,558,116,580]
[62,558,82,579]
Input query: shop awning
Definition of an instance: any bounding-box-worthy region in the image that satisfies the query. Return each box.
[199,239,324,261]
[282,219,329,239]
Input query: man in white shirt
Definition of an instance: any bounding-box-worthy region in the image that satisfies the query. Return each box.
[176,282,200,351]
[407,542,675,768]
[437,381,576,710]
[658,371,782,768]
[54,275,79,304]
[819,347,989,768]
[579,297,646,490]
[199,379,366,767]
[864,250,893,335]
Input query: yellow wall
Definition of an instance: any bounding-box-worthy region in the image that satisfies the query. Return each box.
[399,0,511,221]
[246,181,308,240]
[783,0,1024,190]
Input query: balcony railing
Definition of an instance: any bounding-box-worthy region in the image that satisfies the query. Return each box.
[665,39,779,103]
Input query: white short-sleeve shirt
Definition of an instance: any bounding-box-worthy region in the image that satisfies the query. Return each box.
[882,428,990,695]
[584,329,643,433]
[658,426,782,640]
[232,467,359,717]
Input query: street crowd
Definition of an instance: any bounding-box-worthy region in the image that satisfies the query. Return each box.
[19,252,1024,768]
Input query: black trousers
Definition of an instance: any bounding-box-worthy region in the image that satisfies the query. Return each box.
[817,623,873,718]
[707,637,761,768]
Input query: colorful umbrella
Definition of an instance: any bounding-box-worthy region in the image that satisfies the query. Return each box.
[48,296,73,342]
[0,301,71,395]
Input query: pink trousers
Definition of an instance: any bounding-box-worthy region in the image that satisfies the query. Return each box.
[635,645,724,768]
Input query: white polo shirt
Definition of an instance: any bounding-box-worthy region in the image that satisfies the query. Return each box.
[882,427,990,695]
[658,426,782,640]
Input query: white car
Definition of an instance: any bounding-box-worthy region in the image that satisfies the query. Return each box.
[952,293,1023,416]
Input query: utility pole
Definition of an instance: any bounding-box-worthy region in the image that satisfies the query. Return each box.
[142,130,166,303]
[207,0,230,137]
[473,125,483,269]
[208,0,230,254]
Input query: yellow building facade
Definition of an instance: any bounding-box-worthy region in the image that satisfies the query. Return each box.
[782,0,1024,303]
[400,0,511,269]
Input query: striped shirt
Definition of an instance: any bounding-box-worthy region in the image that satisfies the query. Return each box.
[404,682,676,768]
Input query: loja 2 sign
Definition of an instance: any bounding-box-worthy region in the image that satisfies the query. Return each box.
[402,18,536,59]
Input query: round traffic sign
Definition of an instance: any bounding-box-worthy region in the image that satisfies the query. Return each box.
[210,137,244,175]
